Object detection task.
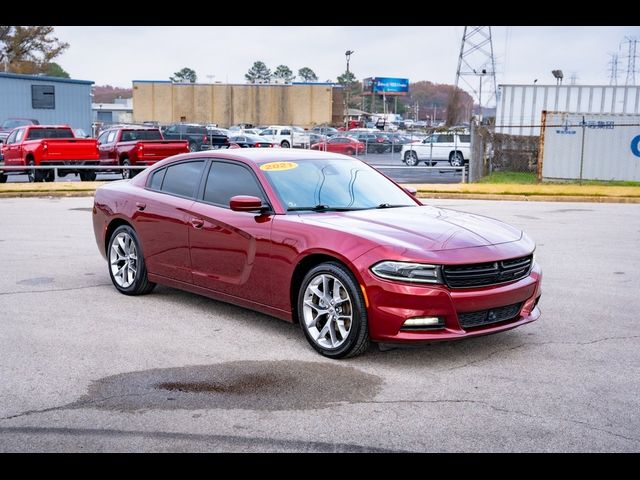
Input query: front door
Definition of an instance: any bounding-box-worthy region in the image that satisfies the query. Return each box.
[189,160,273,306]
[98,130,118,166]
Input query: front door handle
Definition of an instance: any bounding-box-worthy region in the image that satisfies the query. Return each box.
[135,202,146,211]
[190,218,204,229]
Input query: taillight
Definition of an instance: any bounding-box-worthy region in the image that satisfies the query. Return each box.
[203,135,208,142]
[138,144,144,153]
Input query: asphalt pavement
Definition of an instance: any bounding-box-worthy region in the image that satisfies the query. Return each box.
[1,197,638,452]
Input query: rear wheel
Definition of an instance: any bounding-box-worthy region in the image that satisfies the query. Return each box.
[44,169,55,182]
[298,262,369,359]
[80,170,96,181]
[107,225,155,296]
[345,147,354,156]
[404,150,419,166]
[280,140,290,148]
[27,159,44,182]
[188,142,199,152]
[0,172,7,183]
[121,158,132,180]
[449,151,464,167]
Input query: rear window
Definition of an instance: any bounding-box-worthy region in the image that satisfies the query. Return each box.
[459,135,471,143]
[186,126,207,135]
[121,130,163,142]
[26,128,74,140]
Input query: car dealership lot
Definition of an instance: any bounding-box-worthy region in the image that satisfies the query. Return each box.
[1,197,638,452]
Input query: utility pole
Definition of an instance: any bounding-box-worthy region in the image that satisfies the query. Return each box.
[608,53,620,86]
[344,50,354,129]
[620,36,638,85]
[455,26,498,113]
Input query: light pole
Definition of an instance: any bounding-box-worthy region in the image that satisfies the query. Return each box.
[474,68,486,122]
[345,50,354,129]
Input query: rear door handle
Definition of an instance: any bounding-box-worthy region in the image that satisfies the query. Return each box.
[190,218,204,229]
[135,202,146,211]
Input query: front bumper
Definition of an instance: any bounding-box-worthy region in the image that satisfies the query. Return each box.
[359,261,542,344]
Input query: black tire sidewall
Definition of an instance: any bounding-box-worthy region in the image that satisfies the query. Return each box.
[297,262,368,359]
[107,225,149,295]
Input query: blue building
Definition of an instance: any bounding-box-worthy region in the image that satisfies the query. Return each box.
[0,72,93,134]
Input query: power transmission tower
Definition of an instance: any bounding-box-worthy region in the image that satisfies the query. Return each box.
[455,26,498,116]
[620,36,638,86]
[608,53,620,86]
[569,72,579,85]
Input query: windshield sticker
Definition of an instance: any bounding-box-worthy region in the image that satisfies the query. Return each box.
[260,161,298,171]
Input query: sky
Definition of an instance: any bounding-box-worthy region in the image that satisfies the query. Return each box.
[53,26,640,92]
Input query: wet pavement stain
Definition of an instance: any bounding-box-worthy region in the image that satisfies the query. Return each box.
[548,208,594,213]
[515,214,539,220]
[69,207,93,212]
[16,277,54,286]
[614,271,625,275]
[71,360,382,411]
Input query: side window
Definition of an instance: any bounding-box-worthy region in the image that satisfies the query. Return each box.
[425,135,437,143]
[459,134,471,143]
[106,131,117,143]
[149,168,166,191]
[161,161,205,198]
[281,129,291,136]
[203,162,265,207]
[328,137,341,144]
[165,126,176,134]
[97,131,110,144]
[15,129,25,142]
[261,129,273,136]
[438,135,454,143]
[5,130,18,145]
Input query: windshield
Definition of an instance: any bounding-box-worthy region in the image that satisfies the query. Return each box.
[2,119,34,129]
[260,158,417,212]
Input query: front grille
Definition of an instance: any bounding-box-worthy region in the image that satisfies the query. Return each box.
[443,255,533,288]
[458,302,523,329]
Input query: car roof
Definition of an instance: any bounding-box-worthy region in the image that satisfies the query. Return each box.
[24,125,71,129]
[164,148,353,166]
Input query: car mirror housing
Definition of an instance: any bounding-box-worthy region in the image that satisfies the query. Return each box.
[229,195,265,212]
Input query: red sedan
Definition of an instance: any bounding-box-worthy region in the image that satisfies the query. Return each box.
[310,136,365,155]
[93,150,542,359]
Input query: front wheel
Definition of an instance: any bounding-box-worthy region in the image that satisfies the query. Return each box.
[107,225,156,296]
[0,172,7,183]
[298,262,369,359]
[404,150,419,166]
[449,151,464,167]
[280,140,290,148]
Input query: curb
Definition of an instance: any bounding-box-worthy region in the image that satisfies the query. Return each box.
[416,192,640,203]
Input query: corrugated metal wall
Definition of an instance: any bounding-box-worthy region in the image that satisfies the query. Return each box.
[0,74,93,133]
[541,112,640,181]
[496,85,640,136]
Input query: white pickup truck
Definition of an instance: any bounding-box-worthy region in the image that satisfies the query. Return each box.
[401,131,471,167]
[259,125,310,148]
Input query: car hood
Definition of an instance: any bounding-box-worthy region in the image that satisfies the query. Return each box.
[303,206,522,252]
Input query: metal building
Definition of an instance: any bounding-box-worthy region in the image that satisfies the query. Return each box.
[0,72,94,133]
[540,112,640,182]
[496,84,640,136]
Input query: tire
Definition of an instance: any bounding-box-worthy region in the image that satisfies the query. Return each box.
[44,169,55,182]
[80,170,96,182]
[449,151,464,167]
[121,158,132,180]
[189,142,199,152]
[0,172,8,183]
[404,150,419,166]
[280,140,290,148]
[345,148,354,156]
[107,225,155,296]
[27,158,44,182]
[297,262,369,359]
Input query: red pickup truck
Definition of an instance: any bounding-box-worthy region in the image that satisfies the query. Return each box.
[97,126,189,179]
[0,125,99,182]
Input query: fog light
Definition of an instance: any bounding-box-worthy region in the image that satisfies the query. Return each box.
[402,317,444,328]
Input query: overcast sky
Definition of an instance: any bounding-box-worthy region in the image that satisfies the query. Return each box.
[54,26,639,92]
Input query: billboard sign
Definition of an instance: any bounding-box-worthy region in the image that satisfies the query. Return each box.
[362,77,409,96]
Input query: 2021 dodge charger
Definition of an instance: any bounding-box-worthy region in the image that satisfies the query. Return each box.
[93,149,542,358]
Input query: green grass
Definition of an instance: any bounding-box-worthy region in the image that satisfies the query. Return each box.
[477,172,537,184]
[477,171,640,187]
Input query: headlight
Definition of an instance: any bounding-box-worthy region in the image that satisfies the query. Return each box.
[371,261,443,284]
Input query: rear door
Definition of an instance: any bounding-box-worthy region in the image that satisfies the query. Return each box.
[434,133,454,161]
[135,160,205,283]
[189,160,274,306]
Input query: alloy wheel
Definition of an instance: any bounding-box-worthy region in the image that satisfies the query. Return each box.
[110,232,138,288]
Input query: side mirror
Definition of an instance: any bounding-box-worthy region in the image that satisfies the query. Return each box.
[229,195,265,212]
[403,186,418,197]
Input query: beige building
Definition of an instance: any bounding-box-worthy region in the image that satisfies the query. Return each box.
[132,81,345,128]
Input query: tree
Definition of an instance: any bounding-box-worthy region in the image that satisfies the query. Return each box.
[0,26,68,73]
[272,65,295,83]
[337,70,356,86]
[170,67,197,83]
[46,62,69,78]
[298,67,318,83]
[245,61,271,84]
